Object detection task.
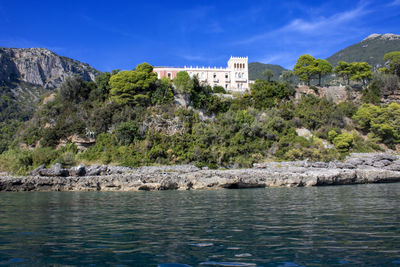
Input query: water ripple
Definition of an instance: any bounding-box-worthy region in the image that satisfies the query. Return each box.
[0,184,399,266]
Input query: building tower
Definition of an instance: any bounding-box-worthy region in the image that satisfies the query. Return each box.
[227,56,249,91]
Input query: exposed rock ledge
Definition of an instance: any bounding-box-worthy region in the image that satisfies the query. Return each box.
[0,153,400,192]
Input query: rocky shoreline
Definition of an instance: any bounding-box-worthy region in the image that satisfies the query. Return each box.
[0,153,400,192]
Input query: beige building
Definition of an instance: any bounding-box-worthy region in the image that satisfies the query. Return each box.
[153,56,249,92]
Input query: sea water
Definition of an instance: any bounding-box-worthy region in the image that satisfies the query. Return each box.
[1,184,400,266]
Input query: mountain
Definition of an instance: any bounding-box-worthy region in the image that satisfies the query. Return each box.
[326,33,400,68]
[0,47,99,88]
[248,62,287,81]
[0,47,100,120]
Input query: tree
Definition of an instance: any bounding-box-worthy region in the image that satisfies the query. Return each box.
[384,51,400,77]
[315,59,332,86]
[94,72,112,100]
[353,103,400,147]
[293,55,318,86]
[213,85,226,94]
[334,61,352,85]
[109,62,157,105]
[350,62,372,86]
[281,70,295,84]
[173,71,193,94]
[59,76,95,103]
[263,69,273,82]
[114,121,139,145]
[332,133,354,152]
[135,62,153,73]
[251,80,291,109]
[152,77,174,105]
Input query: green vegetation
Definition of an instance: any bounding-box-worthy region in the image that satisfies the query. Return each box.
[293,55,332,86]
[353,103,400,148]
[334,61,372,86]
[384,51,400,77]
[262,69,274,82]
[1,50,399,174]
[248,62,287,81]
[327,35,400,68]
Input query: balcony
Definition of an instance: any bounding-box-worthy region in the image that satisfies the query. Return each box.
[235,78,247,82]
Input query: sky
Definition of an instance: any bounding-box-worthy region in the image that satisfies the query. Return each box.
[0,0,399,71]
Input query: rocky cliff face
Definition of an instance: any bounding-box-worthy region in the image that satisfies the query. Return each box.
[0,47,100,122]
[0,47,99,89]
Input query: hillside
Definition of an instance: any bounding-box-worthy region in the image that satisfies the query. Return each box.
[248,62,287,81]
[0,47,100,120]
[0,47,100,153]
[326,33,400,68]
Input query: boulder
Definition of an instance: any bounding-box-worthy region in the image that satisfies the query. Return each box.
[29,164,46,176]
[86,165,108,176]
[372,154,398,162]
[373,160,392,168]
[69,165,86,176]
[160,178,179,190]
[40,163,69,177]
[345,158,364,167]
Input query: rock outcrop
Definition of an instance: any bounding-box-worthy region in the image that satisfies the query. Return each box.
[0,47,99,89]
[1,153,400,192]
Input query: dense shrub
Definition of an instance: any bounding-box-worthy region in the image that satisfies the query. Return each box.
[353,103,400,147]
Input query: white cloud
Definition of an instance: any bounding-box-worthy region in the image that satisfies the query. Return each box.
[388,0,400,6]
[233,2,370,46]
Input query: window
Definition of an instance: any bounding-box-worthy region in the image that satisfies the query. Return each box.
[167,73,171,79]
[225,73,228,79]
[213,73,217,78]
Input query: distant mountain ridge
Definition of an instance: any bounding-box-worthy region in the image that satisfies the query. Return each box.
[326,33,400,69]
[248,62,287,81]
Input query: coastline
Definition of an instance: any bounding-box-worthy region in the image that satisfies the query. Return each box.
[1,153,400,192]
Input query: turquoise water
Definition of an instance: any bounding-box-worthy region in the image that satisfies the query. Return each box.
[1,184,400,266]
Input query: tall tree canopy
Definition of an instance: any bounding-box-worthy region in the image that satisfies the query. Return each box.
[293,55,318,86]
[294,55,332,86]
[334,61,372,86]
[262,69,274,82]
[109,62,157,105]
[334,61,353,85]
[173,71,193,94]
[350,62,372,86]
[315,59,332,86]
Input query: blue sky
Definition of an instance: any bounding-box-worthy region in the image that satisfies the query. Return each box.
[1,0,399,71]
